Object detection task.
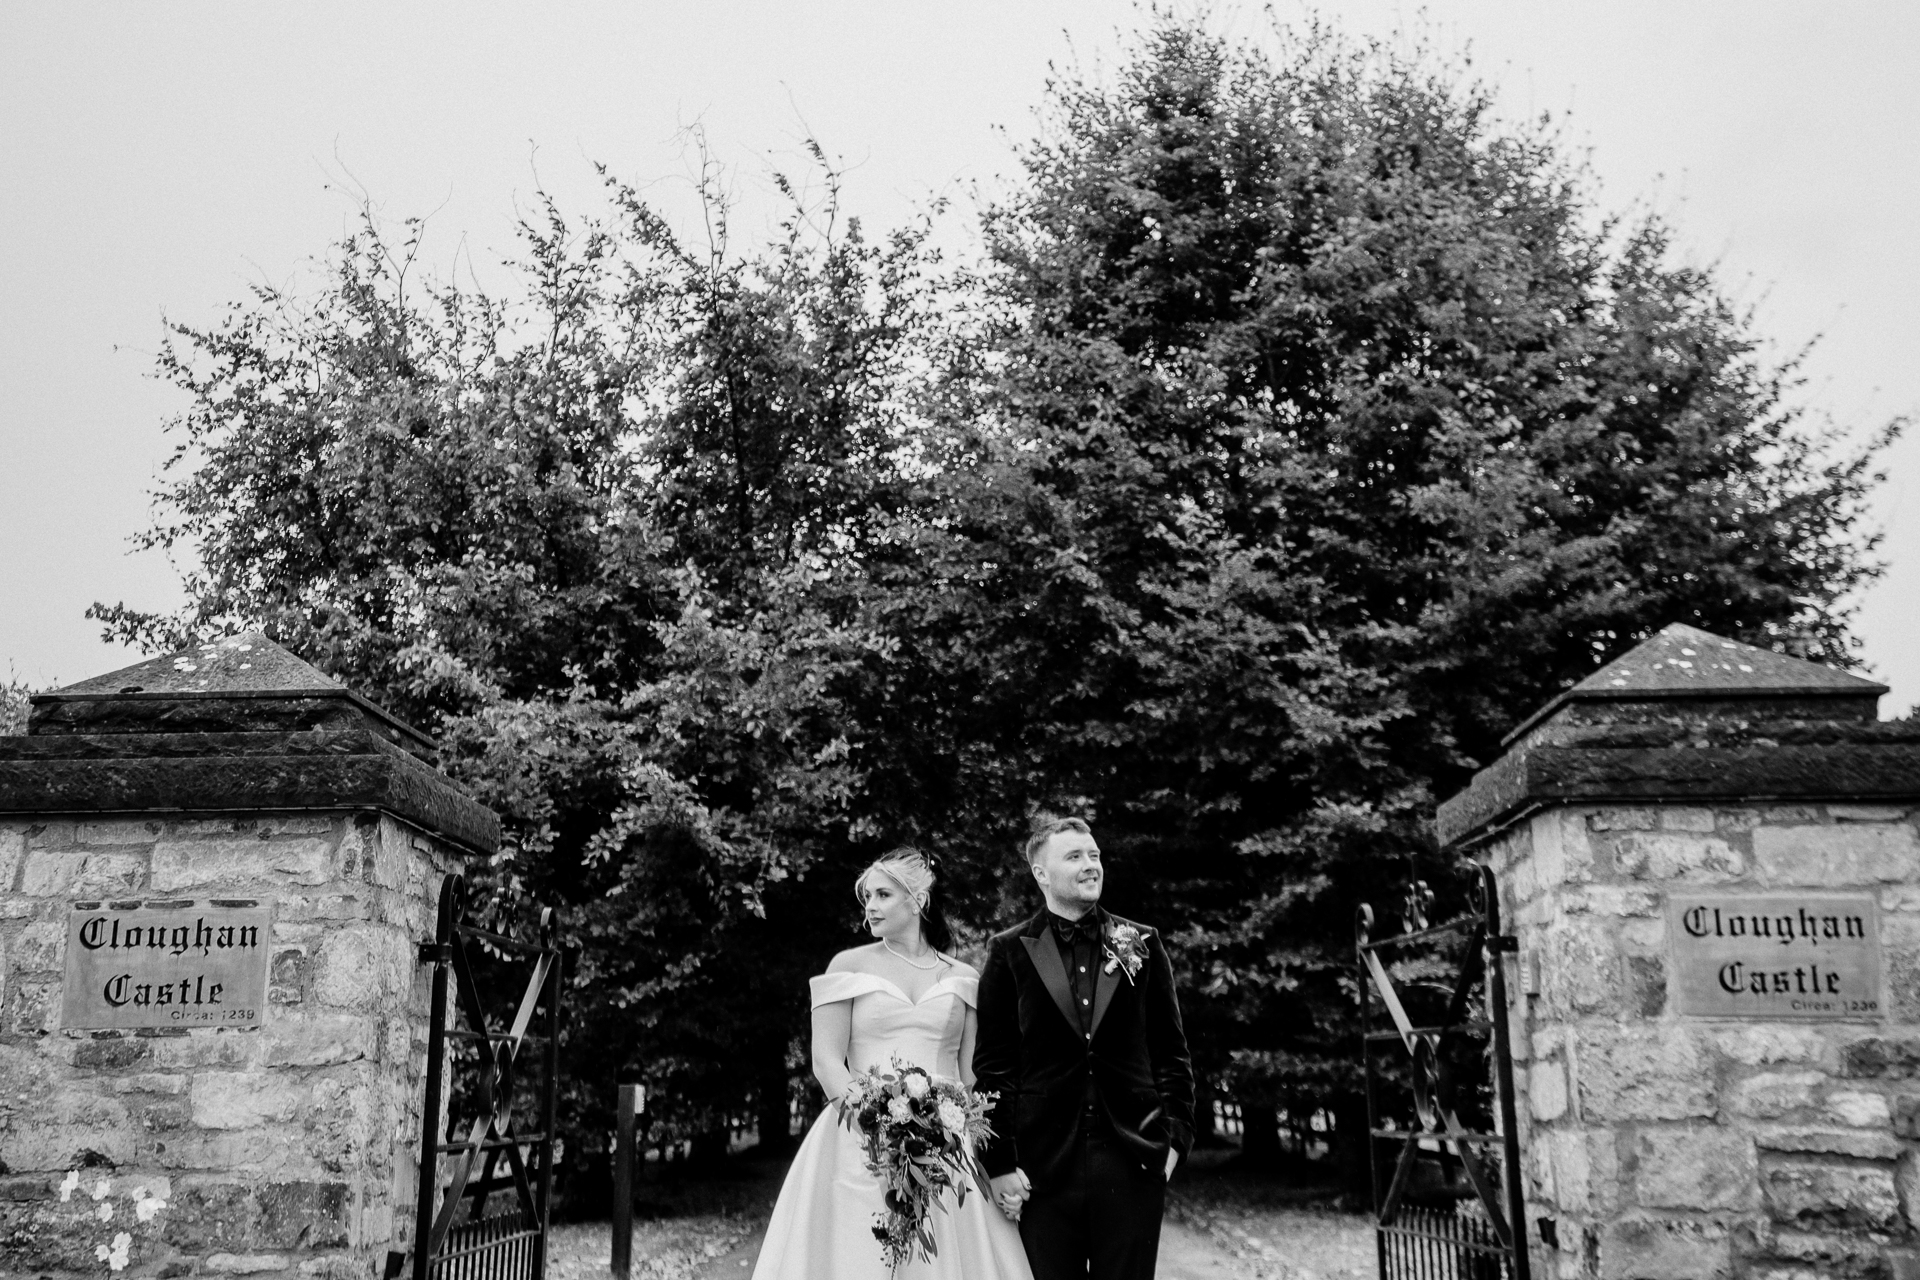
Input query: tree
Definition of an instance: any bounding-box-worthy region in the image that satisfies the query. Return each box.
[92,160,948,1192]
[912,14,1894,1170]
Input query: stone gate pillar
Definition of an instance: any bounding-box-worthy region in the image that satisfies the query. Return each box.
[1439,624,1920,1279]
[0,633,498,1279]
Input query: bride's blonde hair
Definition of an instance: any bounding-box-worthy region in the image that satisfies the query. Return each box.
[855,847,935,913]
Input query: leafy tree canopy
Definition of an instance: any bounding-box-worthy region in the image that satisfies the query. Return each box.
[93,153,947,1168]
[924,17,1894,1121]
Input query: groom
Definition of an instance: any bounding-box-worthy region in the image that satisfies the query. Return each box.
[974,816,1195,1280]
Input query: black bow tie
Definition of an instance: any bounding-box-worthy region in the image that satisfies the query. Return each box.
[1051,913,1099,945]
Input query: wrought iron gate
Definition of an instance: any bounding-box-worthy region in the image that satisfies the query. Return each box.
[1357,866,1528,1280]
[390,875,562,1280]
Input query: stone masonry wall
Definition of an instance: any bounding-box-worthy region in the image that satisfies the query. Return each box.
[0,811,457,1280]
[1485,801,1920,1280]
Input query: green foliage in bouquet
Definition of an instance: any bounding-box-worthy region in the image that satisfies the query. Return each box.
[837,1061,996,1269]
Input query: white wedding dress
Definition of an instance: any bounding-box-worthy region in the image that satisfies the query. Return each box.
[749,967,1035,1280]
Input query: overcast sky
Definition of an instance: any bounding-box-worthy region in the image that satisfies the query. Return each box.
[4,1,1916,713]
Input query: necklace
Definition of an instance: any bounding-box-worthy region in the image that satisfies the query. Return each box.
[883,938,942,970]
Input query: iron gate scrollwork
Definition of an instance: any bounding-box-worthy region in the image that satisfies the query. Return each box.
[390,875,562,1280]
[1357,865,1528,1280]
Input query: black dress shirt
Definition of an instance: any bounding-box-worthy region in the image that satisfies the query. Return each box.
[1049,908,1107,1131]
[1049,908,1101,1034]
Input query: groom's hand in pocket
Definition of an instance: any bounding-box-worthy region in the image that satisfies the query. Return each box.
[1163,1149,1179,1182]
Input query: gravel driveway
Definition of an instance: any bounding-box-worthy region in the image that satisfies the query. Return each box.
[546,1197,1373,1280]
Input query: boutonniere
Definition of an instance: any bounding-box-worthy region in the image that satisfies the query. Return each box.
[1102,921,1148,985]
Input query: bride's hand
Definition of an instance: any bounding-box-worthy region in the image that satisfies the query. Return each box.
[989,1170,1030,1221]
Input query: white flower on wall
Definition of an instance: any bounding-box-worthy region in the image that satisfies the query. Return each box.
[131,1185,167,1224]
[95,1232,131,1272]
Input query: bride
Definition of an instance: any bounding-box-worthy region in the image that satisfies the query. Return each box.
[750,848,1034,1280]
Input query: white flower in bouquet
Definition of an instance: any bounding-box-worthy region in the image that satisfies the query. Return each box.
[838,1057,1001,1270]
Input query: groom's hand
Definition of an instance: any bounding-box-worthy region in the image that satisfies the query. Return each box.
[1163,1149,1179,1182]
[989,1170,1031,1221]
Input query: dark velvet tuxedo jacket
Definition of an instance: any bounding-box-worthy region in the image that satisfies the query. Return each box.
[973,908,1195,1192]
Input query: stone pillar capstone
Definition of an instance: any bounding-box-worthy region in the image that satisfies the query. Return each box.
[1439,623,1920,1279]
[0,633,498,1279]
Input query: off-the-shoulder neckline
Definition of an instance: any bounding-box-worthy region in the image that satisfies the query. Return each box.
[815,970,976,1007]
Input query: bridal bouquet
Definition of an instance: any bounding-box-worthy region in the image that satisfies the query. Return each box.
[837,1060,997,1270]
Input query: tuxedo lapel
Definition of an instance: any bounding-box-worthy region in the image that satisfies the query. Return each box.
[1020,926,1080,1035]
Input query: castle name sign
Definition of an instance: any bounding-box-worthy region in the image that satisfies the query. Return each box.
[1667,894,1882,1020]
[61,900,272,1030]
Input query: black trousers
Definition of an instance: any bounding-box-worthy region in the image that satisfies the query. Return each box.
[1019,1131,1165,1280]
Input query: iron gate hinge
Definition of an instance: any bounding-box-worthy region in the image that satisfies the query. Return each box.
[418,943,452,963]
[1487,933,1519,953]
